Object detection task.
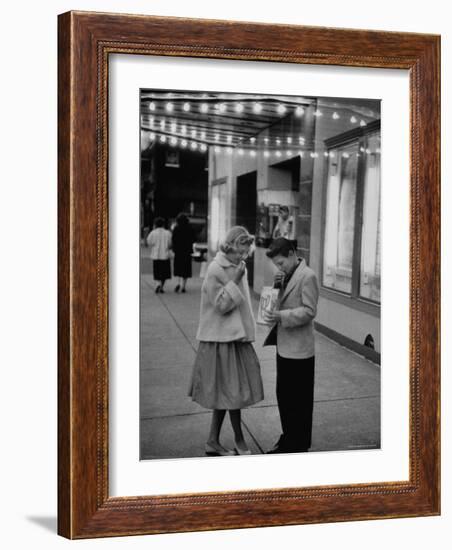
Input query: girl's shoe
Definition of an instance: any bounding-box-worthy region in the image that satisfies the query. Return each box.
[181,287,186,293]
[174,284,180,292]
[234,441,252,455]
[205,442,236,457]
[155,285,161,293]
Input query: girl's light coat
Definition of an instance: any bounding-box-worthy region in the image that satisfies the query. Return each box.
[196,252,256,342]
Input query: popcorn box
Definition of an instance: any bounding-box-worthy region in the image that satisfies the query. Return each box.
[257,286,280,325]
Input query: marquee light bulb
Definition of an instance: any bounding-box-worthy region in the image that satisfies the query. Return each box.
[295,106,304,116]
[253,102,263,114]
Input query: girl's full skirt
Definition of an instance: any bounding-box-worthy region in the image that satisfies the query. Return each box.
[188,341,264,409]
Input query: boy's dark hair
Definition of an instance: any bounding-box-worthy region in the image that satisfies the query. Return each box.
[154,217,165,228]
[266,237,297,259]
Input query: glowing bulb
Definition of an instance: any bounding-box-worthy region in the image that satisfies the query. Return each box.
[191,129,197,138]
[217,103,227,113]
[183,102,190,112]
[200,130,206,139]
[235,103,244,113]
[181,140,188,148]
[264,137,269,144]
[200,144,207,152]
[314,109,323,117]
[295,106,304,116]
[170,122,177,132]
[191,142,198,150]
[276,138,281,146]
[226,147,233,155]
[253,103,262,114]
[250,150,256,157]
[214,146,221,153]
[277,104,287,115]
[342,152,350,158]
[360,119,367,127]
[227,135,233,144]
[350,116,357,124]
[250,137,256,144]
[166,102,174,112]
[238,148,244,155]
[332,112,340,120]
[181,125,187,136]
[149,102,156,111]
[170,137,177,146]
[160,135,167,143]
[215,134,220,142]
[200,103,209,113]
[149,132,155,140]
[264,151,270,158]
[287,137,292,144]
[286,150,293,157]
[160,120,166,130]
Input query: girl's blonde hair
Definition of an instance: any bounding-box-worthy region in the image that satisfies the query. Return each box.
[219,226,254,254]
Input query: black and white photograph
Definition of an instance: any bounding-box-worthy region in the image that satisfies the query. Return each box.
[139,90,381,459]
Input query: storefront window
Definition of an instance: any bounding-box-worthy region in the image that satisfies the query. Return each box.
[323,142,359,293]
[360,133,381,302]
[322,127,381,304]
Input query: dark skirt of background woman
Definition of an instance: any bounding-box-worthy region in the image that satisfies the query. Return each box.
[153,259,171,281]
[172,224,195,278]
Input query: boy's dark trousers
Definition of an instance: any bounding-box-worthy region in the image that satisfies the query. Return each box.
[275,353,315,452]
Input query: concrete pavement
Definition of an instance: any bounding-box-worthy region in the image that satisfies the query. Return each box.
[140,253,380,460]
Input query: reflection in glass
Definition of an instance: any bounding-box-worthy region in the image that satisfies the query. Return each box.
[360,133,381,302]
[323,143,358,293]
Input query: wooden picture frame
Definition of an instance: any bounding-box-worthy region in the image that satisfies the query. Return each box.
[58,11,440,539]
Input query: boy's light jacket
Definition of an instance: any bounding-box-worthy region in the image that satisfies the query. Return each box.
[264,259,319,359]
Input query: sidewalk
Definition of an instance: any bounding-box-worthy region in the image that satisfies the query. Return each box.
[140,255,380,459]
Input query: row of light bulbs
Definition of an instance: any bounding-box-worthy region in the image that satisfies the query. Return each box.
[145,112,368,146]
[147,101,368,126]
[148,100,307,117]
[147,132,380,158]
[147,127,308,146]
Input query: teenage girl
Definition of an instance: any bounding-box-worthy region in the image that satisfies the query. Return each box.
[188,226,264,456]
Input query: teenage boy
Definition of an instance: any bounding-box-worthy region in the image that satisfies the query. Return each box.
[263,238,319,453]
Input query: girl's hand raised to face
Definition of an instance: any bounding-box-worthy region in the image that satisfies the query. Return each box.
[233,261,246,284]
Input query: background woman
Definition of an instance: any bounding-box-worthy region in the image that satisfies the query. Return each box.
[146,217,172,293]
[172,212,195,293]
